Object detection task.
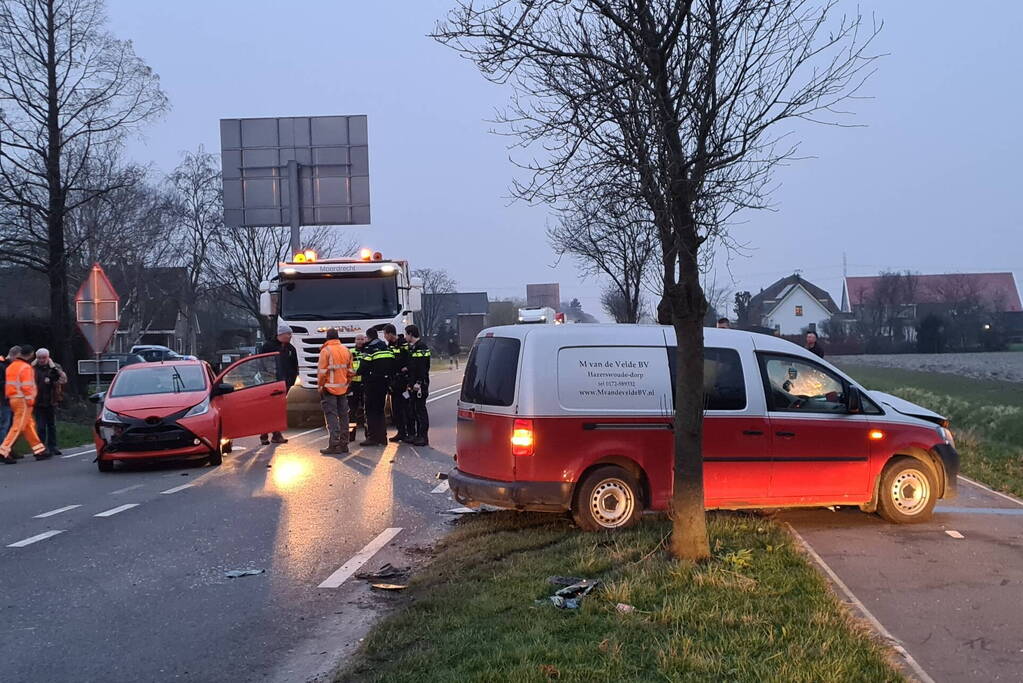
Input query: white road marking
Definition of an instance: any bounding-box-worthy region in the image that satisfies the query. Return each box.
[33,505,81,519]
[431,480,450,494]
[426,388,461,404]
[110,484,144,495]
[62,448,96,459]
[94,504,139,517]
[945,529,965,539]
[289,426,325,440]
[7,530,66,547]
[160,483,195,495]
[959,475,1023,507]
[318,527,403,589]
[786,523,936,683]
[446,507,476,514]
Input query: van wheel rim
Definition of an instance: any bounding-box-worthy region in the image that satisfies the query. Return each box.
[590,478,635,528]
[891,468,930,515]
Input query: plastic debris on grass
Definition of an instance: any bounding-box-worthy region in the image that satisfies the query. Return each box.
[225,569,265,578]
[536,577,602,609]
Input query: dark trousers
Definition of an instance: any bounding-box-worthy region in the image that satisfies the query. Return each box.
[348,382,365,437]
[0,404,11,444]
[390,386,410,437]
[34,405,57,452]
[408,384,429,440]
[364,383,388,444]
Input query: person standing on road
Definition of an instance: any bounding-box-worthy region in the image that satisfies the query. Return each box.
[1,345,48,463]
[317,329,354,455]
[404,325,431,447]
[383,323,411,443]
[358,326,394,447]
[258,323,299,445]
[0,346,19,454]
[32,348,67,456]
[806,331,824,358]
[348,333,368,442]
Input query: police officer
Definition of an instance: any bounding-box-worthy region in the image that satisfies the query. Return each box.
[382,323,411,443]
[404,325,431,446]
[348,333,368,442]
[359,326,394,447]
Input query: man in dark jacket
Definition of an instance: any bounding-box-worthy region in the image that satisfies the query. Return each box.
[806,331,824,358]
[358,326,394,446]
[382,323,411,443]
[32,348,67,455]
[258,323,299,445]
[404,325,431,446]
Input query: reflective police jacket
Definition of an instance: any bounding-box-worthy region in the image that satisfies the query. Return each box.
[359,339,395,385]
[407,340,431,386]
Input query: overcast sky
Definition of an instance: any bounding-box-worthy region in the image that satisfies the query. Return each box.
[107,1,1022,320]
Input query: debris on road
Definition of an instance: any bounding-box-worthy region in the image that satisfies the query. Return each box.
[355,563,408,581]
[436,471,449,480]
[537,578,601,609]
[615,603,635,613]
[370,583,408,591]
[945,529,965,539]
[225,569,265,578]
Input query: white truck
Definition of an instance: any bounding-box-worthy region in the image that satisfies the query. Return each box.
[259,248,421,419]
[517,306,559,324]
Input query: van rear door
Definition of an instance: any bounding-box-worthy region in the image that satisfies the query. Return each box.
[456,335,521,481]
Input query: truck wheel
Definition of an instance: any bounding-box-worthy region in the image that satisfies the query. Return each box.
[97,458,114,473]
[877,458,937,523]
[572,466,642,531]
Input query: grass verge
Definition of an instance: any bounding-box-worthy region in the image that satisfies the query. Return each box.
[337,512,900,682]
[840,363,1023,498]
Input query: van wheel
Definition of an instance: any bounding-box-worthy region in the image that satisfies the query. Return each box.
[97,458,114,473]
[572,466,642,531]
[877,458,937,523]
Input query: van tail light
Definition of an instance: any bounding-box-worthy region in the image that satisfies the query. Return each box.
[510,419,535,456]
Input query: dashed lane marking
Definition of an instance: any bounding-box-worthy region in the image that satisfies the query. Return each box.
[33,505,81,518]
[7,530,66,547]
[94,504,139,518]
[318,527,403,589]
[945,529,965,539]
[161,483,195,495]
[431,480,450,494]
[110,484,145,495]
[787,523,936,683]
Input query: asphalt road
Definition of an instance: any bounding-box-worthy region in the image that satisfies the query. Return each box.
[785,477,1023,682]
[0,368,465,683]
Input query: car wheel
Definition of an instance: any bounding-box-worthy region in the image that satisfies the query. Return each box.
[97,458,114,473]
[208,445,223,467]
[222,440,233,454]
[877,457,937,524]
[572,465,642,531]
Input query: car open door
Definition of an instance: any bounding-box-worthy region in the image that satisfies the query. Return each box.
[213,353,288,439]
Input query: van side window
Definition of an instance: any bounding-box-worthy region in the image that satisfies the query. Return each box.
[666,347,747,411]
[758,354,848,413]
[461,337,520,407]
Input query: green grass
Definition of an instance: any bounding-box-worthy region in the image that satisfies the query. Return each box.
[839,363,1023,498]
[337,513,900,683]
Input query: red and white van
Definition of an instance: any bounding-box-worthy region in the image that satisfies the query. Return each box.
[450,325,959,530]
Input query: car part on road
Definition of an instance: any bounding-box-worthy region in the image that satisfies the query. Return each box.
[370,583,408,591]
[355,563,408,581]
[537,578,601,609]
[877,457,938,523]
[572,466,642,531]
[225,569,265,578]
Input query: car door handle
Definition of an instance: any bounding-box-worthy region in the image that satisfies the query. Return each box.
[270,390,285,396]
[775,431,796,438]
[742,430,764,436]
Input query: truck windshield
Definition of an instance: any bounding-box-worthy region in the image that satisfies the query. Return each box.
[280,275,401,320]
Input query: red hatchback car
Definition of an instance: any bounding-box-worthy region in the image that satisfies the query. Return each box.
[93,354,288,472]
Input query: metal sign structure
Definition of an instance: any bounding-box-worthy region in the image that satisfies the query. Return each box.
[75,263,120,354]
[219,115,370,253]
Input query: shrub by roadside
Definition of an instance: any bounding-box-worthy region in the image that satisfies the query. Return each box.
[337,512,900,683]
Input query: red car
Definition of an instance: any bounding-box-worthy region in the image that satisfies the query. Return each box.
[93,354,288,472]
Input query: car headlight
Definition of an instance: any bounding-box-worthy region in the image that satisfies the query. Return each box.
[100,406,124,423]
[936,425,955,448]
[184,396,210,418]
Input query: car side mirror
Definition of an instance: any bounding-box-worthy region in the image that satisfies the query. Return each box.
[213,383,235,397]
[846,386,863,414]
[88,392,105,404]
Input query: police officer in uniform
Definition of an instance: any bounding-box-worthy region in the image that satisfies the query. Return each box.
[348,333,368,442]
[404,325,431,446]
[382,323,411,443]
[359,326,394,447]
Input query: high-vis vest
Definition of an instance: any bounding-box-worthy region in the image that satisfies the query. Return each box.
[351,348,364,383]
[5,359,37,404]
[317,340,354,395]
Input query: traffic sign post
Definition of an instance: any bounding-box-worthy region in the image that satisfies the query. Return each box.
[75,263,120,394]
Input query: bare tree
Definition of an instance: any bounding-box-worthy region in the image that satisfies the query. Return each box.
[862,270,917,342]
[436,1,878,559]
[550,190,656,324]
[413,267,457,338]
[0,0,167,372]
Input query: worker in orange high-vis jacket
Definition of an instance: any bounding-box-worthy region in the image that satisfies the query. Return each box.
[1,344,48,464]
[317,328,355,455]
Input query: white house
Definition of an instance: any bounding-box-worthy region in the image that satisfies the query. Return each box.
[748,274,839,336]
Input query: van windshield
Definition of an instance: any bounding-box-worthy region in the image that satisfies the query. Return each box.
[461,337,520,406]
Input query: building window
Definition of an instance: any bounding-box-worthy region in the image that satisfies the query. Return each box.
[795,305,804,317]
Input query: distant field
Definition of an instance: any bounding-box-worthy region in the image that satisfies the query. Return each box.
[837,363,1023,409]
[834,351,1023,383]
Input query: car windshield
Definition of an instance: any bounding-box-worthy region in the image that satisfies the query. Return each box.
[280,274,400,320]
[110,365,207,397]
